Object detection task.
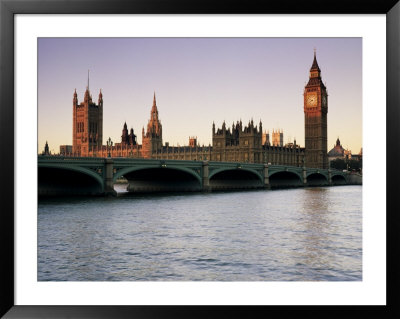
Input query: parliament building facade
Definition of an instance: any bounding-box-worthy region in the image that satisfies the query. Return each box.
[66,52,328,168]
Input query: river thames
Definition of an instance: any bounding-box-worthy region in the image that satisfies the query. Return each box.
[38,185,362,281]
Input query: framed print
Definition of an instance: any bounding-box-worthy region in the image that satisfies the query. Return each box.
[1,0,399,318]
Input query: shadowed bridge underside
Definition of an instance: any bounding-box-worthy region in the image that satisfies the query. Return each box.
[124,168,202,193]
[38,167,103,196]
[210,169,263,191]
[307,173,329,187]
[269,171,302,189]
[332,175,347,185]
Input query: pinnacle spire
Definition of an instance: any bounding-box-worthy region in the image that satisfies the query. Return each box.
[310,49,320,72]
[151,91,158,115]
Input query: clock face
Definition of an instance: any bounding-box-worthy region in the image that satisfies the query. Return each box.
[307,94,317,107]
[322,96,327,106]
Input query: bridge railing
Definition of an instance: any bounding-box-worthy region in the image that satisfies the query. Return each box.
[38,155,349,175]
[38,155,106,163]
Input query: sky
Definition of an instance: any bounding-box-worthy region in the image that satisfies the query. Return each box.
[38,38,362,154]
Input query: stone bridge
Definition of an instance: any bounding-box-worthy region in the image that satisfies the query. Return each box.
[38,156,358,196]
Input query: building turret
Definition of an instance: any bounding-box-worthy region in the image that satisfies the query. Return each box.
[189,136,197,148]
[84,87,91,103]
[142,93,163,158]
[272,129,284,147]
[262,130,270,146]
[121,122,129,144]
[42,141,50,155]
[306,49,326,89]
[151,92,158,116]
[83,70,92,104]
[98,89,103,106]
[129,128,137,145]
[73,89,78,105]
[309,49,323,82]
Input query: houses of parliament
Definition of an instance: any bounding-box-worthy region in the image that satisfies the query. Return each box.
[57,52,328,169]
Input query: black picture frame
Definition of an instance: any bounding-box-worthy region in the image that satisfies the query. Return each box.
[1,0,399,318]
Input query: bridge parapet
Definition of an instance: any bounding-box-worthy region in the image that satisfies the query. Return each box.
[38,155,106,163]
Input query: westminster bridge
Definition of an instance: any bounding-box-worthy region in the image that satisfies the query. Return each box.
[38,156,361,196]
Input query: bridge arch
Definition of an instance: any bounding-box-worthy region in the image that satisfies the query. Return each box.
[269,169,303,180]
[114,165,202,192]
[38,164,104,196]
[306,171,328,180]
[113,165,202,184]
[209,168,264,190]
[331,173,347,185]
[306,172,329,186]
[209,167,264,183]
[269,170,303,188]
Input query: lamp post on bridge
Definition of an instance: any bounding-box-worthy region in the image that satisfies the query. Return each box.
[106,137,113,158]
[302,157,307,185]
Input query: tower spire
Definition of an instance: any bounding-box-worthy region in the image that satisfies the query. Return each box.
[87,69,90,91]
[310,49,320,72]
[151,91,158,115]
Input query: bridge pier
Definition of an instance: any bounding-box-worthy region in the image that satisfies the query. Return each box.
[104,159,117,196]
[302,166,307,186]
[202,161,210,192]
[263,164,270,189]
[328,168,332,185]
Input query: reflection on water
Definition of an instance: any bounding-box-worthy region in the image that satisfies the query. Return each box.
[38,186,362,281]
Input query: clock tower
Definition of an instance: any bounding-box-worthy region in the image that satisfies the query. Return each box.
[304,50,328,169]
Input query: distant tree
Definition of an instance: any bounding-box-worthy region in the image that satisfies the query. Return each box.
[348,159,362,172]
[330,158,346,170]
[330,158,362,172]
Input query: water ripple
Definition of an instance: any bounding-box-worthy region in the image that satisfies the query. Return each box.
[38,186,362,281]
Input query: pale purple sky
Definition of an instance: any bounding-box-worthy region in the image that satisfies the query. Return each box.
[38,38,362,154]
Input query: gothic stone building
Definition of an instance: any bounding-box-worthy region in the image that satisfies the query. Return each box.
[72,84,142,158]
[210,120,304,165]
[72,85,103,156]
[67,52,329,168]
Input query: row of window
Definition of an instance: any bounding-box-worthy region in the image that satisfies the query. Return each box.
[77,122,84,133]
[76,122,99,133]
[214,152,302,165]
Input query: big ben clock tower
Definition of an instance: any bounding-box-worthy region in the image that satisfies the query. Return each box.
[304,50,328,169]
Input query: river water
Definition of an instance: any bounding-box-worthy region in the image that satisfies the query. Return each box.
[38,185,362,281]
